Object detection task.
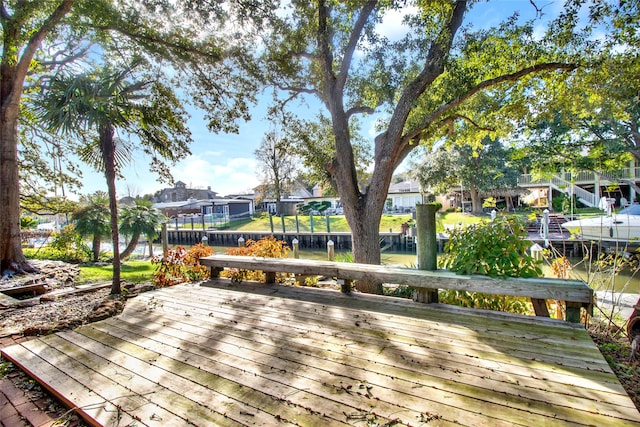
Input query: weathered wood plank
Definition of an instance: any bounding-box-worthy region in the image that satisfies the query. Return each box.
[48,330,302,427]
[4,284,638,427]
[199,255,593,305]
[100,304,549,426]
[84,320,443,427]
[0,283,46,296]
[142,287,611,374]
[127,290,636,422]
[115,303,639,424]
[1,341,148,427]
[134,289,629,403]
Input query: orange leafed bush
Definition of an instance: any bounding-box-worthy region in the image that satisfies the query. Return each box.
[152,243,214,287]
[223,236,290,282]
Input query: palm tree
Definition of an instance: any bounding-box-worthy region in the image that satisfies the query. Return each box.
[119,200,165,259]
[73,192,111,262]
[38,59,192,294]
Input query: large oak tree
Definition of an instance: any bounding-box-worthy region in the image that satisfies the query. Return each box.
[1,0,268,276]
[263,0,578,293]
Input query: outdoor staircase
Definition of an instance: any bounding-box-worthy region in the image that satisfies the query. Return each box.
[548,175,599,208]
[527,213,569,236]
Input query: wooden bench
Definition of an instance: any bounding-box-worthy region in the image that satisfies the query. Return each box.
[199,254,594,323]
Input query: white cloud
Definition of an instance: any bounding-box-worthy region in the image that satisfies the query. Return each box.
[172,155,260,196]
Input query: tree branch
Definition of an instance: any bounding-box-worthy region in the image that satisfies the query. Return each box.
[346,105,375,118]
[440,113,496,133]
[336,1,377,93]
[39,44,92,69]
[95,24,223,63]
[277,84,321,97]
[395,62,577,167]
[15,0,75,97]
[382,0,467,159]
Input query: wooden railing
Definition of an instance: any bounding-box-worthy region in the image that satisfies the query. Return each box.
[200,255,594,323]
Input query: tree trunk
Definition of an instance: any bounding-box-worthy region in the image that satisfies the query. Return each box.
[148,239,154,258]
[0,1,74,276]
[0,105,36,274]
[91,234,101,262]
[470,186,483,214]
[100,124,121,294]
[348,205,383,293]
[120,232,141,259]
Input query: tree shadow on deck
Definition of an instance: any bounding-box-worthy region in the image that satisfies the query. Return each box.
[3,279,639,426]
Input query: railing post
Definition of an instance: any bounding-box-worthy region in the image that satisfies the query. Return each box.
[414,204,438,303]
[161,223,168,254]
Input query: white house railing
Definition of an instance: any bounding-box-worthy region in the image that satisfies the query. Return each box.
[519,167,640,187]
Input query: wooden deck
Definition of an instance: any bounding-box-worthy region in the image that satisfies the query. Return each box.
[2,280,639,427]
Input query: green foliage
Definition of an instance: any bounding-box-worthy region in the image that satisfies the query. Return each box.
[440,215,541,315]
[223,236,290,282]
[152,243,214,287]
[73,191,111,261]
[384,285,413,299]
[119,200,165,259]
[298,201,332,214]
[25,225,91,263]
[442,215,542,278]
[412,137,520,209]
[551,194,575,213]
[482,197,496,209]
[438,290,531,315]
[335,251,354,263]
[20,216,38,229]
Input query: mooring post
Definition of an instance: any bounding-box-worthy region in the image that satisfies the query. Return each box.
[414,203,438,303]
[293,238,299,258]
[327,239,335,261]
[161,223,168,254]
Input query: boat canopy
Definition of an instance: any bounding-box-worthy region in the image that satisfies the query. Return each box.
[620,204,640,215]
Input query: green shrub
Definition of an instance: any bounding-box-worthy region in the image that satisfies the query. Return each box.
[440,215,541,315]
[438,289,531,315]
[20,216,38,229]
[24,225,91,263]
[442,215,541,278]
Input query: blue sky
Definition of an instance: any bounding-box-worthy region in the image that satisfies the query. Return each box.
[75,1,562,199]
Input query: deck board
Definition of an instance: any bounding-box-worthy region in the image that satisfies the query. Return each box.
[2,279,639,427]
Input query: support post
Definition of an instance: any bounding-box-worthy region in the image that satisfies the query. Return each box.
[292,238,299,259]
[414,204,438,303]
[565,302,582,323]
[327,240,334,261]
[161,223,168,254]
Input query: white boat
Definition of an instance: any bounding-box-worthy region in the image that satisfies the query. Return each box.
[562,204,640,243]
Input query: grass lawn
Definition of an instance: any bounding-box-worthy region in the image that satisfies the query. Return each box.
[77,260,154,284]
[223,213,414,233]
[213,211,496,233]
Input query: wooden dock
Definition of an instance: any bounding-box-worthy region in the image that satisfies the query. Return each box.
[2,280,639,426]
